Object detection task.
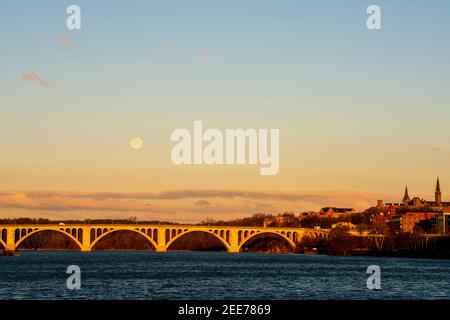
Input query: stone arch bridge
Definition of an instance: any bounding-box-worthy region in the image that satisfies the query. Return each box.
[0,224,330,254]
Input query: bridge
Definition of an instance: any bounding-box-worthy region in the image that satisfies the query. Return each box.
[0,224,330,254]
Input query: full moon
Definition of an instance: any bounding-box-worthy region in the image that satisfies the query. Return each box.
[130,137,143,150]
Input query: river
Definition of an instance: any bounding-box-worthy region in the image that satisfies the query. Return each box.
[0,251,449,299]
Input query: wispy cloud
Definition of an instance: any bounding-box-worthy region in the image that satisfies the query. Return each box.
[0,192,163,212]
[58,36,76,48]
[194,199,212,207]
[1,189,382,203]
[21,72,57,89]
[0,189,392,217]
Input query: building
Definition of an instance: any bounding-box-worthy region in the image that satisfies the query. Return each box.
[318,207,356,218]
[380,178,450,233]
[390,212,439,233]
[383,177,450,213]
[395,178,450,211]
[437,212,450,234]
[297,208,356,220]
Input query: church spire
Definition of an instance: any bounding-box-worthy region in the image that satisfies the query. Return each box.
[403,185,410,203]
[435,177,442,205]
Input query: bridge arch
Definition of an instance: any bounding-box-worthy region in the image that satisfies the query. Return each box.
[239,231,296,252]
[89,228,158,250]
[165,230,231,252]
[14,228,83,250]
[0,238,6,249]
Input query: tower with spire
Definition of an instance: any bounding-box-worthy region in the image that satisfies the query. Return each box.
[402,185,410,205]
[435,177,442,206]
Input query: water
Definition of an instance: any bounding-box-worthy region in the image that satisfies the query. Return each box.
[1,251,449,300]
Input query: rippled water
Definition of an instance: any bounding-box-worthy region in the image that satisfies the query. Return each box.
[1,251,450,299]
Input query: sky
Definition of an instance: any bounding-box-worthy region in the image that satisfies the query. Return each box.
[1,1,450,222]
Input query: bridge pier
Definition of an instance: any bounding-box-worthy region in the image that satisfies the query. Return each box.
[155,246,167,252]
[2,245,16,256]
[81,246,92,252]
[228,246,240,253]
[228,230,240,253]
[156,227,167,252]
